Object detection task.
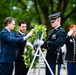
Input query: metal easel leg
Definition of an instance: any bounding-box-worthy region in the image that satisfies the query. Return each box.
[39,47,54,75]
[27,46,54,75]
[38,49,40,75]
[27,47,39,75]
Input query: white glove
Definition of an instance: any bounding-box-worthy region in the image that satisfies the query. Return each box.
[67,30,73,36]
[61,44,67,54]
[36,39,44,46]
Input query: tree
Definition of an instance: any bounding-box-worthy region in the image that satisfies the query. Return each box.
[13,0,76,33]
[0,0,76,33]
[32,0,76,32]
[0,0,11,31]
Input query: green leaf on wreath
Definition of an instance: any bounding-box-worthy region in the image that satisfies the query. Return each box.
[22,25,47,68]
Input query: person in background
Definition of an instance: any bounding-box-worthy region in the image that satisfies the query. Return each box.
[65,24,76,75]
[36,12,66,75]
[0,17,33,75]
[15,20,28,75]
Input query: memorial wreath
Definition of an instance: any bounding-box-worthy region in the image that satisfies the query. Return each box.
[22,25,47,68]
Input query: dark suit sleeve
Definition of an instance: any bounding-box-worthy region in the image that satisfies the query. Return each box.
[1,32,24,44]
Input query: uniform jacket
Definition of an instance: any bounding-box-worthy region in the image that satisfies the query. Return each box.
[15,32,26,60]
[0,28,24,63]
[42,26,66,64]
[65,36,76,62]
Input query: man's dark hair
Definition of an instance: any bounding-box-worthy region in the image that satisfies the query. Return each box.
[18,20,26,26]
[4,17,15,27]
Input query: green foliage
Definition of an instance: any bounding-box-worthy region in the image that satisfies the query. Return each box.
[22,25,47,68]
[28,25,47,44]
[0,0,76,33]
[0,0,11,31]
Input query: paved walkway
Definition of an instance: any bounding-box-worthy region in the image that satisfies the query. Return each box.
[26,67,66,75]
[13,51,67,75]
[13,67,66,75]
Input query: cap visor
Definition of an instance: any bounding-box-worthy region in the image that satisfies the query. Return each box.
[50,20,55,23]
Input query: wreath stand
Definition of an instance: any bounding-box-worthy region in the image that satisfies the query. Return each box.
[26,45,54,75]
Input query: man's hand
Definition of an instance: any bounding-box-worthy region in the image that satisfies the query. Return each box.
[25,29,34,39]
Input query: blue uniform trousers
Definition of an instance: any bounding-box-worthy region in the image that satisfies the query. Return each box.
[67,62,76,75]
[0,62,13,75]
[46,64,61,75]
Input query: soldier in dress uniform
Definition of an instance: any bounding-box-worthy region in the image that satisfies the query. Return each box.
[65,24,76,75]
[36,12,66,75]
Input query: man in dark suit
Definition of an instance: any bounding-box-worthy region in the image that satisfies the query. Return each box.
[37,12,66,75]
[0,17,33,75]
[15,20,28,75]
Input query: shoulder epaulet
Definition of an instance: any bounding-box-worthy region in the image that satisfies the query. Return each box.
[60,27,65,32]
[60,27,63,30]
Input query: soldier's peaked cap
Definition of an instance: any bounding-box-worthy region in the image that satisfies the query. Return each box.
[68,24,76,31]
[48,12,61,22]
[67,24,76,36]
